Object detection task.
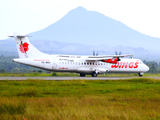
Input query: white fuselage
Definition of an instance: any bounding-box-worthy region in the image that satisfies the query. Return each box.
[10,33,149,77]
[13,55,149,74]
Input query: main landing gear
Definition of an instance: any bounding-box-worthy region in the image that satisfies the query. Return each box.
[79,73,98,77]
[91,72,98,77]
[80,73,85,77]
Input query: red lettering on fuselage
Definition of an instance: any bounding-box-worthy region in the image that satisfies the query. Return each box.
[134,62,139,68]
[129,62,134,68]
[111,62,139,68]
[119,62,122,68]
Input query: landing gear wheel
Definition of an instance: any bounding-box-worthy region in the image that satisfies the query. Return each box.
[92,73,98,77]
[80,73,85,77]
[138,73,143,77]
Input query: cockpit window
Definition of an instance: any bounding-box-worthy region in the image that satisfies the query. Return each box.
[139,61,143,64]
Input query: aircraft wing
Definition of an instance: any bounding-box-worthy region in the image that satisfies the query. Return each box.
[86,55,133,61]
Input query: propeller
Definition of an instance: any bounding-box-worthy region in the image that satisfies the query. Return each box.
[96,51,98,56]
[115,51,121,55]
[93,50,98,56]
[115,51,121,61]
[93,50,95,56]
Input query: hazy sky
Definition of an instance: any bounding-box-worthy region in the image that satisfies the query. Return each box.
[0,0,160,40]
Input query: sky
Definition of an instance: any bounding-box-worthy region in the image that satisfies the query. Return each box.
[0,0,160,40]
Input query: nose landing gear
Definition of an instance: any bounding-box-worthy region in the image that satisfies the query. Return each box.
[138,73,143,77]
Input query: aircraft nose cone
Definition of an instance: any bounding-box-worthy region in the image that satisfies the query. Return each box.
[145,65,149,72]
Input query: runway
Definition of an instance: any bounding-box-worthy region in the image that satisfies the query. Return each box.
[0,76,160,80]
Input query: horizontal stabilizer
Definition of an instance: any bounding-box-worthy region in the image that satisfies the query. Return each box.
[8,35,31,38]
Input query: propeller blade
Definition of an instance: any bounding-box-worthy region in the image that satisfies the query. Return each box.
[115,51,122,55]
[115,51,122,61]
[115,51,118,55]
[93,50,95,56]
[96,51,98,56]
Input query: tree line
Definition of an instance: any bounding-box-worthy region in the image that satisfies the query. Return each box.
[143,60,160,73]
[0,55,43,73]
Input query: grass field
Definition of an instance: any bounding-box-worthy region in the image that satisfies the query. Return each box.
[0,72,160,77]
[0,78,160,120]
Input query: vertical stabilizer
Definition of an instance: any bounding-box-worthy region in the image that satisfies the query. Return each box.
[9,33,49,58]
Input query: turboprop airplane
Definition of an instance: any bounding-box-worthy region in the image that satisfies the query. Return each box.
[9,33,149,77]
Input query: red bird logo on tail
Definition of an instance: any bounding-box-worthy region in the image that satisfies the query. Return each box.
[19,42,29,53]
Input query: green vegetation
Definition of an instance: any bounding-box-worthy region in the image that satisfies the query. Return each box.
[0,78,160,119]
[0,72,79,77]
[143,60,160,73]
[1,72,160,77]
[0,55,43,73]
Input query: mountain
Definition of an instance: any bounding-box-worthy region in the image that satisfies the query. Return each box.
[1,6,160,60]
[0,39,159,61]
[27,6,160,51]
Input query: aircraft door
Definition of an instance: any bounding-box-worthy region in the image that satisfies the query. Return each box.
[52,61,57,70]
